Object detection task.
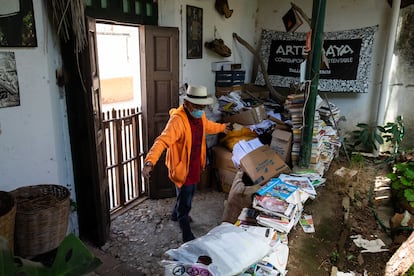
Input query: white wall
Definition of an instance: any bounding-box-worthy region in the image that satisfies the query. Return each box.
[160,0,395,135]
[384,5,414,149]
[0,1,398,194]
[0,1,74,194]
[158,0,258,99]
[256,0,393,134]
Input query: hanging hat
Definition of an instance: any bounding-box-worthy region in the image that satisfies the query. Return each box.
[183,85,213,105]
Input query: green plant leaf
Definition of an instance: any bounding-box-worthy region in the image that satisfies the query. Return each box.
[391,181,404,190]
[404,168,414,180]
[404,189,414,202]
[374,133,384,145]
[377,126,386,132]
[386,172,397,181]
[0,237,18,275]
[50,233,102,276]
[356,123,368,128]
[401,176,412,187]
[0,236,50,275]
[395,163,408,172]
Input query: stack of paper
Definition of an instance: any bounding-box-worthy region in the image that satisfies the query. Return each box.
[231,138,263,167]
[253,177,302,233]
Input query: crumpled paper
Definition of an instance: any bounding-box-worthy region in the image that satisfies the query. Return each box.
[351,234,388,253]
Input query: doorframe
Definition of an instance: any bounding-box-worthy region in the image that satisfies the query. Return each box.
[62,18,179,246]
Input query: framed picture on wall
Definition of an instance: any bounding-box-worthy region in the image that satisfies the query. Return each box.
[0,0,37,47]
[186,5,202,59]
[0,52,20,108]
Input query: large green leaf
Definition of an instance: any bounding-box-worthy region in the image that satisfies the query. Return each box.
[0,236,18,275]
[404,167,414,181]
[401,176,411,187]
[50,233,102,276]
[391,181,405,190]
[395,162,408,172]
[404,189,414,202]
[0,236,49,275]
[0,234,101,276]
[356,123,368,128]
[386,172,397,181]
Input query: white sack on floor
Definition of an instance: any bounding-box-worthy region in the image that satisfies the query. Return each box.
[164,222,272,276]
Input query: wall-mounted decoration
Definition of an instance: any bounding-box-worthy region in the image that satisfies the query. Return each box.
[215,0,233,18]
[186,5,203,59]
[0,52,20,108]
[205,39,231,57]
[255,26,378,93]
[0,0,37,47]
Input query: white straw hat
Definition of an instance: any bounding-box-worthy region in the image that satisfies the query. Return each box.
[183,85,214,105]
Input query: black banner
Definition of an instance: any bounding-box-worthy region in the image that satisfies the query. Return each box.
[255,26,378,93]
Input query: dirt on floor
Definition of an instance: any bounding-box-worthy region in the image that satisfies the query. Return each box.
[100,154,405,275]
[286,155,395,275]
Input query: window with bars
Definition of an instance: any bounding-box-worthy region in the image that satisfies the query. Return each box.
[85,0,158,25]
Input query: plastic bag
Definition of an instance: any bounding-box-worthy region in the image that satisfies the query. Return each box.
[164,223,271,276]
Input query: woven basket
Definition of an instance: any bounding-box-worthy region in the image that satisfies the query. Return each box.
[0,191,16,253]
[11,184,70,257]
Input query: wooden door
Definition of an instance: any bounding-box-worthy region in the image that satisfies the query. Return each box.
[63,17,110,246]
[140,26,179,199]
[86,18,111,243]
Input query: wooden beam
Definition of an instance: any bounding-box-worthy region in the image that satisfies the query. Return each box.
[232,32,285,103]
[385,231,414,275]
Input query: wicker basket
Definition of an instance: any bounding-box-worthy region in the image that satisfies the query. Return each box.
[0,191,16,253]
[11,184,70,257]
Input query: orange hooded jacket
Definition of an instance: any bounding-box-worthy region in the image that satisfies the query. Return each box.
[144,105,226,188]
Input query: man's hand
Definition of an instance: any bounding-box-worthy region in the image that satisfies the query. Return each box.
[142,162,153,178]
[224,122,233,134]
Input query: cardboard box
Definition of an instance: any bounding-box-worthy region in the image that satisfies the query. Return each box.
[216,168,237,193]
[215,85,244,97]
[240,145,290,186]
[211,61,232,71]
[212,146,237,172]
[268,115,291,131]
[243,83,270,100]
[270,129,293,163]
[211,62,242,71]
[223,104,268,125]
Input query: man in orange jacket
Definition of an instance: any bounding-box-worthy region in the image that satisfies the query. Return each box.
[142,85,231,242]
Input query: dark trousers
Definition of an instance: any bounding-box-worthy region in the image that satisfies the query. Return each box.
[172,184,196,242]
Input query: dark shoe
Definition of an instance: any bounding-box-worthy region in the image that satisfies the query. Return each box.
[183,234,195,243]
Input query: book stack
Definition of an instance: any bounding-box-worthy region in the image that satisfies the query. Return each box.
[284,93,305,164]
[317,101,341,127]
[253,178,302,233]
[311,113,324,164]
[236,207,260,226]
[278,173,317,203]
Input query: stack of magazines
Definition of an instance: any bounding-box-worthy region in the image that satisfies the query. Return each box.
[253,178,301,233]
[253,174,317,233]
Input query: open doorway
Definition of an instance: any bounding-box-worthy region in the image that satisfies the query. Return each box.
[95,23,146,215]
[96,23,141,111]
[63,20,179,244]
